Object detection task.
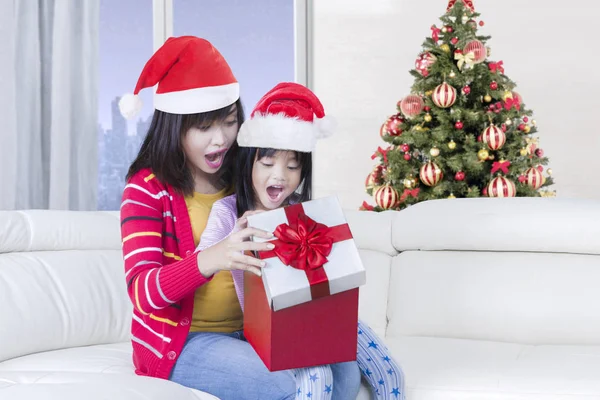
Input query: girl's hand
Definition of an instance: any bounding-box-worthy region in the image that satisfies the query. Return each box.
[196,222,273,278]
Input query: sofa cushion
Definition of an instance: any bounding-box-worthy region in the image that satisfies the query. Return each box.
[393,198,600,255]
[388,336,600,400]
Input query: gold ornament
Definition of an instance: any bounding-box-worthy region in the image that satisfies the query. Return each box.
[523,125,531,134]
[424,114,432,122]
[448,193,456,199]
[448,140,457,150]
[449,71,456,78]
[477,149,489,160]
[414,125,424,132]
[484,94,492,102]
[403,176,418,189]
[425,90,433,96]
[520,148,528,156]
[505,118,512,126]
[440,43,451,53]
[547,168,553,176]
[502,91,513,101]
[430,147,440,157]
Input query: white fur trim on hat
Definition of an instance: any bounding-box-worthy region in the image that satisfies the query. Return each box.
[315,115,336,139]
[154,82,239,114]
[237,113,321,152]
[119,94,143,120]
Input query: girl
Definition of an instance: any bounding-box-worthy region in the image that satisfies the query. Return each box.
[119,36,334,399]
[197,82,406,400]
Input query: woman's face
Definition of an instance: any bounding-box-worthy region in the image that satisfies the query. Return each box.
[252,150,302,210]
[182,105,239,177]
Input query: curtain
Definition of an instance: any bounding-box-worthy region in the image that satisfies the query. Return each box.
[0,0,99,210]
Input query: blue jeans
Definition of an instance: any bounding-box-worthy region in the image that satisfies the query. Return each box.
[169,331,361,400]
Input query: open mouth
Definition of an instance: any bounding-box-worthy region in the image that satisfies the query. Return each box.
[266,185,285,202]
[205,149,227,169]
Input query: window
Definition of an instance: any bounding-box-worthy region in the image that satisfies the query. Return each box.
[98,0,302,210]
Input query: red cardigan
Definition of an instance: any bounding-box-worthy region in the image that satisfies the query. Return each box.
[120,168,212,379]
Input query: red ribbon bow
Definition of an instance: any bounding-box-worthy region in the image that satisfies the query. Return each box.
[431,25,441,43]
[360,201,374,211]
[489,61,504,74]
[491,160,511,174]
[259,204,353,300]
[400,188,420,202]
[504,97,521,111]
[447,0,475,12]
[371,146,391,164]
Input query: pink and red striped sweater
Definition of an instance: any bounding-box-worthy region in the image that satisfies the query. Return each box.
[119,168,213,379]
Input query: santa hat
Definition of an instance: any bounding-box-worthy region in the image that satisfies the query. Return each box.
[118,36,239,119]
[237,82,336,152]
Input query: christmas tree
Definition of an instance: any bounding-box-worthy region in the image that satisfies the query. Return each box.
[363,0,555,212]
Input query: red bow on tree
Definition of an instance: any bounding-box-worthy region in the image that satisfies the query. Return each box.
[400,188,420,202]
[489,61,504,74]
[447,0,475,12]
[272,213,334,272]
[371,146,391,164]
[504,97,521,111]
[431,25,441,43]
[491,160,511,174]
[360,201,374,211]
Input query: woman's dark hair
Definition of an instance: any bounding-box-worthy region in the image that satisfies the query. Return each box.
[126,99,245,196]
[235,147,312,217]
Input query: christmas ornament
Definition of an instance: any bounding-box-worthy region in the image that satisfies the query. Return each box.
[447,0,475,13]
[425,90,433,96]
[403,176,418,188]
[464,40,486,63]
[477,135,483,142]
[448,140,457,150]
[449,71,457,78]
[451,37,459,45]
[523,116,529,123]
[512,91,523,104]
[455,171,465,181]
[430,147,440,157]
[446,26,454,33]
[415,52,437,76]
[462,85,471,95]
[440,43,451,53]
[467,19,477,29]
[505,118,512,126]
[420,161,443,186]
[484,94,492,102]
[486,47,491,57]
[489,61,504,74]
[532,119,537,126]
[501,124,507,132]
[400,95,424,118]
[477,149,489,160]
[404,153,411,161]
[424,106,431,112]
[448,193,457,199]
[525,137,539,155]
[490,81,498,90]
[441,26,448,34]
[518,123,525,131]
[502,91,513,101]
[520,148,528,156]
[379,123,388,138]
[487,176,516,198]
[366,170,379,191]
[535,148,544,157]
[479,20,485,26]
[455,121,464,129]
[482,124,506,150]
[482,187,488,196]
[424,114,432,122]
[518,175,526,183]
[525,167,544,189]
[547,168,553,176]
[537,165,544,172]
[400,144,410,152]
[374,185,399,210]
[432,82,457,108]
[385,114,404,136]
[523,125,531,133]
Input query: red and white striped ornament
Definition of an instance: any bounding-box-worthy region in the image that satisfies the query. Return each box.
[374,185,399,210]
[432,82,457,108]
[482,124,506,150]
[464,40,487,63]
[419,161,443,186]
[400,95,424,119]
[487,176,516,197]
[525,167,544,189]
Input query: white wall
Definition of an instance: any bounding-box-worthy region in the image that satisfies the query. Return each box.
[311,0,600,209]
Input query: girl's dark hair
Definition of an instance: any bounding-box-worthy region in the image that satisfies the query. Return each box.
[126,99,245,195]
[235,147,312,217]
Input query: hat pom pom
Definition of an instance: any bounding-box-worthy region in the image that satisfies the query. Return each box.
[315,115,336,139]
[118,93,143,120]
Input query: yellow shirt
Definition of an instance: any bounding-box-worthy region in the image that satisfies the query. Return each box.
[185,188,243,333]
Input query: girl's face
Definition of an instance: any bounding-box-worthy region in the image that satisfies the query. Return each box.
[252,150,302,210]
[182,106,239,177]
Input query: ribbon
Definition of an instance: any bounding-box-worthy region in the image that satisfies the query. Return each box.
[431,25,441,43]
[489,61,504,74]
[360,201,374,211]
[455,51,475,70]
[371,146,390,164]
[447,0,475,13]
[400,188,420,202]
[259,204,353,300]
[504,97,521,110]
[491,160,511,174]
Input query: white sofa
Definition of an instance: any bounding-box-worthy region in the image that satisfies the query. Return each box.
[1,198,600,400]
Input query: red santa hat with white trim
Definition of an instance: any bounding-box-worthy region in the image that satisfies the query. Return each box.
[118,36,239,119]
[237,82,336,152]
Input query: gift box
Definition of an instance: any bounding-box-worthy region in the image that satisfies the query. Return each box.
[244,196,366,371]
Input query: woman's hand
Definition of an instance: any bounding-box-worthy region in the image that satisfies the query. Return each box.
[197,211,272,278]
